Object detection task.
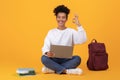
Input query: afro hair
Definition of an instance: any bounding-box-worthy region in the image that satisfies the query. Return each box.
[53,5,70,18]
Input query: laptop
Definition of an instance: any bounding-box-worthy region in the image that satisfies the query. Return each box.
[50,45,74,58]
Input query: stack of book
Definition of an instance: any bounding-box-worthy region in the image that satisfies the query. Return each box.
[16,68,36,76]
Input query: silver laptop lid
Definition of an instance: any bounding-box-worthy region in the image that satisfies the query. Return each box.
[50,45,74,58]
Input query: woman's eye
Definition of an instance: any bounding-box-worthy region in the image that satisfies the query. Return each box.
[57,16,61,19]
[62,17,66,19]
[57,16,66,19]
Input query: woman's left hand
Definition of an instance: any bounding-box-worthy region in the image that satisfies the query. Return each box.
[72,14,81,27]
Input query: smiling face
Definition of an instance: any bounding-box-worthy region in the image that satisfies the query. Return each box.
[56,12,68,27]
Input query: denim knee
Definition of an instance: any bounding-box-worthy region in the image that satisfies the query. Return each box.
[41,55,49,64]
[73,56,81,65]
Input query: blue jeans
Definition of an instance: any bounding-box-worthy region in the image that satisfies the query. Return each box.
[41,55,81,74]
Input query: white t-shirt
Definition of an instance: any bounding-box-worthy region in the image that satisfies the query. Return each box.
[42,26,87,55]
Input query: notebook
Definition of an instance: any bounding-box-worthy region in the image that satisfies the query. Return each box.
[16,68,36,76]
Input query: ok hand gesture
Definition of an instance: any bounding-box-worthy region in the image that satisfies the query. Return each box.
[72,14,81,27]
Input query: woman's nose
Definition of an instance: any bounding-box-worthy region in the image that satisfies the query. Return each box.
[59,18,64,20]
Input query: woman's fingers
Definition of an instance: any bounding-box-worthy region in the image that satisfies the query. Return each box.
[74,14,79,18]
[47,52,54,57]
[72,14,81,26]
[72,18,75,23]
[72,17,78,24]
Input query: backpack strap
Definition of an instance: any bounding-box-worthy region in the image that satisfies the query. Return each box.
[91,39,97,43]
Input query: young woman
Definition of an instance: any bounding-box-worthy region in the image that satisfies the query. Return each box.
[41,5,87,75]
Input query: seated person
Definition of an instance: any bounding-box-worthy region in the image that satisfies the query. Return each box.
[41,5,87,75]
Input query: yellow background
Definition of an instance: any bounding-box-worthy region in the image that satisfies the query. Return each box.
[0,0,120,80]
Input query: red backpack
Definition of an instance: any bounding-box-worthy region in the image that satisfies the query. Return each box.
[87,39,109,70]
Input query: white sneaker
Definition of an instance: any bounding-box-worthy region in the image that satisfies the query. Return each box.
[42,66,55,73]
[66,68,83,75]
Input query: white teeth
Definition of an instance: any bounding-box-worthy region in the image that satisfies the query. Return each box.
[59,21,63,24]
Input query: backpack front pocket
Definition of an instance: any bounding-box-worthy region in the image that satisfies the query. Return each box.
[93,53,108,70]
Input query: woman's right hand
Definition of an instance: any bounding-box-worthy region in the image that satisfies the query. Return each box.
[46,52,55,57]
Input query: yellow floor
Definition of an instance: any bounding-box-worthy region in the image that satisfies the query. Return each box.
[0,61,119,80]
